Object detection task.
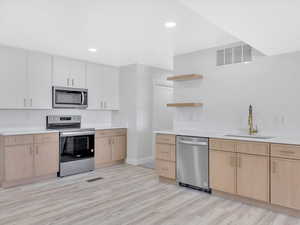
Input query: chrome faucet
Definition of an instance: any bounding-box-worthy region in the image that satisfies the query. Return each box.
[248,104,258,135]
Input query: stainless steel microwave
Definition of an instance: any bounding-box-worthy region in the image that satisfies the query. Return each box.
[52,86,88,109]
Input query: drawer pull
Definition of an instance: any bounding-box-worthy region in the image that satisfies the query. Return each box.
[160,150,169,154]
[160,168,169,171]
[280,150,295,155]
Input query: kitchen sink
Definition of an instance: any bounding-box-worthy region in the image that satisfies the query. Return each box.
[224,134,275,140]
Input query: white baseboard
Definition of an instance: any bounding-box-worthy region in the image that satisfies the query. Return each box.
[126,156,154,166]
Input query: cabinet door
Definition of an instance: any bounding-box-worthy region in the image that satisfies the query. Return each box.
[70,59,86,88]
[0,46,27,108]
[27,52,52,108]
[4,145,34,181]
[34,142,59,177]
[52,56,70,87]
[209,150,236,194]
[271,158,300,210]
[86,63,102,109]
[99,66,119,110]
[95,137,112,166]
[112,135,126,161]
[236,154,269,202]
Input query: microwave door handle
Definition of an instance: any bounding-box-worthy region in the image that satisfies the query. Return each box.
[81,92,85,105]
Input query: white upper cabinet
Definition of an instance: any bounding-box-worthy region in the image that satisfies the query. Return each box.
[87,63,119,110]
[27,52,52,109]
[0,46,27,108]
[100,66,119,110]
[87,63,102,110]
[53,56,86,88]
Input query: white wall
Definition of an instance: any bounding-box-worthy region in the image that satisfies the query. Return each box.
[174,44,300,135]
[0,109,111,130]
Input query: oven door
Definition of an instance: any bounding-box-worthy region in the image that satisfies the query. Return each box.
[60,131,95,163]
[53,86,88,108]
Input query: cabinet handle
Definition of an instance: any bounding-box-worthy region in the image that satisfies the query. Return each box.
[30,98,32,107]
[72,79,74,87]
[272,161,277,174]
[24,98,26,107]
[36,145,39,155]
[280,150,295,155]
[67,78,70,86]
[100,101,103,109]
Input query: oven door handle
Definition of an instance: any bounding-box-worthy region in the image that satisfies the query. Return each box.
[61,131,95,137]
[179,140,208,146]
[81,92,85,105]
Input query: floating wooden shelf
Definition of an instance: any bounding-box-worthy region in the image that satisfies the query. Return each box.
[167,74,203,81]
[166,103,203,107]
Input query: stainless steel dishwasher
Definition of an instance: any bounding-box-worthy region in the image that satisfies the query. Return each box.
[176,136,211,193]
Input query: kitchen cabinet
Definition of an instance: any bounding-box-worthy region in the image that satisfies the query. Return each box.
[271,144,300,210]
[236,153,269,202]
[4,145,34,181]
[34,138,59,177]
[209,139,270,202]
[95,137,112,165]
[0,47,52,109]
[156,160,176,179]
[53,56,86,88]
[95,129,127,168]
[209,150,236,194]
[1,133,59,188]
[27,51,52,108]
[155,134,176,180]
[87,63,119,110]
[0,46,27,108]
[112,135,126,161]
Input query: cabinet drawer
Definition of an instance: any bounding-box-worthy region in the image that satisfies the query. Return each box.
[271,144,300,160]
[156,144,175,162]
[209,139,236,152]
[156,160,175,179]
[156,134,176,145]
[34,133,59,144]
[236,141,269,156]
[4,135,34,146]
[95,129,126,138]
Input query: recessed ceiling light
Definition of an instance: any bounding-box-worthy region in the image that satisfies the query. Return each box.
[164,21,176,29]
[88,48,97,52]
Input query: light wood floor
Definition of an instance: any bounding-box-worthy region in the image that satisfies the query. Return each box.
[0,164,299,225]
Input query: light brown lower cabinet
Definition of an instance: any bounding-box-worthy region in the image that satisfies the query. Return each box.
[1,133,59,187]
[209,150,236,194]
[34,141,59,177]
[156,160,175,179]
[95,137,112,165]
[112,135,126,161]
[95,129,127,168]
[4,145,34,181]
[209,139,270,202]
[271,157,300,210]
[236,153,269,202]
[155,134,176,180]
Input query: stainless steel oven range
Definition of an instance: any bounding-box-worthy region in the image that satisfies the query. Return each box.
[46,115,95,177]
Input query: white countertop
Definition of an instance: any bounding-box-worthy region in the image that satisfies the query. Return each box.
[0,129,59,136]
[154,129,300,145]
[0,125,127,136]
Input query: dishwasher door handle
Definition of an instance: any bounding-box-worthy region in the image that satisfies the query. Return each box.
[179,140,208,146]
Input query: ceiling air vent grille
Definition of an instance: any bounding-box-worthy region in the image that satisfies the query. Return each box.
[216,44,252,66]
